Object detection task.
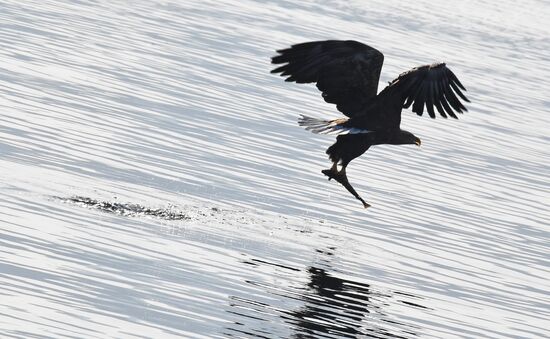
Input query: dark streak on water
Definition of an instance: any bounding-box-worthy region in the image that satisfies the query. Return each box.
[57,196,191,220]
[243,258,301,272]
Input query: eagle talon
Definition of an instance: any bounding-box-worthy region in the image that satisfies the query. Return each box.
[321,169,336,181]
[324,166,370,209]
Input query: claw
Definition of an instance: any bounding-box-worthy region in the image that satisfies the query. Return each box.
[322,163,339,181]
[322,169,335,181]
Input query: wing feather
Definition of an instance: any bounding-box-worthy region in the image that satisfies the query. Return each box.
[379,63,469,120]
[449,80,470,102]
[426,83,436,118]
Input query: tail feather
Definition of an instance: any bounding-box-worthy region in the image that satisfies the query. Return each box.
[298,115,370,135]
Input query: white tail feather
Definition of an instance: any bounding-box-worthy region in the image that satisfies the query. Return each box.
[297,115,371,135]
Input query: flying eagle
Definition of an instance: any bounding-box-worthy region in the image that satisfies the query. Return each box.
[271,40,470,208]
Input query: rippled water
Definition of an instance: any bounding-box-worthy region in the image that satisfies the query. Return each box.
[1,0,549,338]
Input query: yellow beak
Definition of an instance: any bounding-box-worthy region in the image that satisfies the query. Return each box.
[415,138,422,147]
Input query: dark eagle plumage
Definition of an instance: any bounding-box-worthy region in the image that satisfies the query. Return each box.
[271,40,470,208]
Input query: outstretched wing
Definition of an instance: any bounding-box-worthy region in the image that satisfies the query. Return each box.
[271,40,384,117]
[379,63,470,119]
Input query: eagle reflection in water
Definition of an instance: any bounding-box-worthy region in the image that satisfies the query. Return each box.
[226,256,425,338]
[284,267,417,339]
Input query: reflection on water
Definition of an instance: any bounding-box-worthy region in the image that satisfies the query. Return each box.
[226,250,426,338]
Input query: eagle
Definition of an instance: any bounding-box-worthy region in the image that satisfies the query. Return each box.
[271,40,470,208]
